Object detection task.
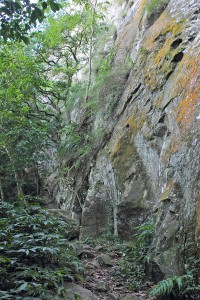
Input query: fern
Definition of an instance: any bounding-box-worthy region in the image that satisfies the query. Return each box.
[150,275,189,297]
[150,277,175,296]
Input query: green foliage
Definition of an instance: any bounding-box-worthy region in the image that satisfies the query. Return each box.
[146,0,168,13]
[88,49,130,123]
[0,42,56,199]
[116,0,124,5]
[149,275,188,297]
[134,219,155,246]
[83,220,155,291]
[149,273,200,298]
[0,200,83,299]
[0,0,61,43]
[58,122,94,168]
[112,219,155,290]
[111,243,144,290]
[0,0,109,199]
[150,243,200,299]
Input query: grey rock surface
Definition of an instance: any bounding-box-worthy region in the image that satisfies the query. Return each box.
[64,283,98,300]
[45,0,200,280]
[97,254,113,266]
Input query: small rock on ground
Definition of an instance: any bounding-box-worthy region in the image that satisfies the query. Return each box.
[121,295,143,300]
[97,253,113,266]
[95,281,109,292]
[65,283,98,300]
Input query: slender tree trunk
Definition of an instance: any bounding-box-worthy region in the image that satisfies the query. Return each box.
[3,146,24,203]
[113,205,118,237]
[0,177,4,201]
[85,0,98,102]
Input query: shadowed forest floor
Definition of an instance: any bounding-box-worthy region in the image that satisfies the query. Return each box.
[75,241,155,300]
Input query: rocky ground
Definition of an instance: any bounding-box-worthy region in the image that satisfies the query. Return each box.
[67,241,156,300]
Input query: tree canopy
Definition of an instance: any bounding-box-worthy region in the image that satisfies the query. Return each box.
[0,0,108,201]
[0,0,61,43]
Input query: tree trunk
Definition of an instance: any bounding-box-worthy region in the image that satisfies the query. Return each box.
[113,205,118,237]
[85,0,98,102]
[3,146,25,203]
[0,177,4,201]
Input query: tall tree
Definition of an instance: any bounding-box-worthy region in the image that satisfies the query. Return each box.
[0,43,55,200]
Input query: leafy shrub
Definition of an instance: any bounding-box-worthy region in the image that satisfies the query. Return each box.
[0,201,83,299]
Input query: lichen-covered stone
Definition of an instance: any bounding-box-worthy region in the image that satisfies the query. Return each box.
[47,0,200,281]
[78,0,200,279]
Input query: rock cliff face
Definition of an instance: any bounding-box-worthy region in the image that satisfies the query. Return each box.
[47,0,200,279]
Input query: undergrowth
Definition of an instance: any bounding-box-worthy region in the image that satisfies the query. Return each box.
[81,221,200,299]
[150,252,200,299]
[112,219,154,290]
[82,220,154,290]
[0,200,83,299]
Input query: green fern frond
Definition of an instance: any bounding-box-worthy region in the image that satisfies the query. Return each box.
[150,274,192,297]
[175,276,184,290]
[183,285,200,293]
[150,277,175,296]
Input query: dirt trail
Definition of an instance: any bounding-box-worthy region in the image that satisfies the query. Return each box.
[78,243,153,300]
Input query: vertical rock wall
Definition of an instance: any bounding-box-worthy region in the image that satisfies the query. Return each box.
[44,0,200,279]
[79,0,200,278]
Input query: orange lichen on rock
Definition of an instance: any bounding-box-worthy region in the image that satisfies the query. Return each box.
[176,87,199,127]
[144,60,157,90]
[111,139,123,159]
[110,116,138,160]
[144,10,169,49]
[125,114,146,132]
[161,20,184,37]
[174,50,200,129]
[154,94,163,108]
[153,37,173,67]
[142,8,186,90]
[125,115,137,129]
[144,8,184,51]
[110,135,137,188]
[110,113,146,187]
